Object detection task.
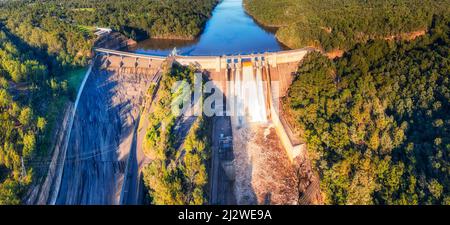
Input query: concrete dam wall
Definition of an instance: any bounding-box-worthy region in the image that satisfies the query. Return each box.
[54,56,162,204]
[94,47,311,162]
[46,48,311,205]
[205,50,309,162]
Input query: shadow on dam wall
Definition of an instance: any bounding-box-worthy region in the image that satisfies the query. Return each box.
[55,57,160,205]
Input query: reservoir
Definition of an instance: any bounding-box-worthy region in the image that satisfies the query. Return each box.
[129,0,288,56]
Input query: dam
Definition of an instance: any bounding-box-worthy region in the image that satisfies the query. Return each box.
[93,47,315,204]
[33,0,322,205]
[30,45,321,205]
[95,47,311,161]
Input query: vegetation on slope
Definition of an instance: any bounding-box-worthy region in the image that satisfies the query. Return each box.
[0,3,93,69]
[244,0,450,51]
[0,0,97,204]
[284,15,450,205]
[143,65,210,205]
[63,0,219,40]
[0,25,75,204]
[1,0,218,41]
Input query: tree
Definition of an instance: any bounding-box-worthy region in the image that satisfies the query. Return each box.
[0,179,21,205]
[284,16,450,205]
[22,132,36,158]
[18,107,32,127]
[37,117,47,132]
[428,180,443,200]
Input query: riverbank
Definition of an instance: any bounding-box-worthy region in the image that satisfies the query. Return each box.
[242,0,448,51]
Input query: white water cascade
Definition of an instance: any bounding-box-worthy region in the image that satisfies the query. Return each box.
[232,61,268,124]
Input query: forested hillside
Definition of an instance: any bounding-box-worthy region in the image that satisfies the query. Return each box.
[244,0,450,51]
[284,15,450,204]
[1,0,218,41]
[143,65,210,205]
[0,0,97,204]
[62,0,219,40]
[0,25,75,204]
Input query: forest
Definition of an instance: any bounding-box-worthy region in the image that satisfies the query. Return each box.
[0,24,75,204]
[1,0,218,41]
[143,65,211,205]
[244,0,450,51]
[0,2,93,69]
[0,0,217,204]
[284,15,449,204]
[0,0,95,204]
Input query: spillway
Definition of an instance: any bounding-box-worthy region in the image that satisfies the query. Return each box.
[225,57,299,204]
[230,60,268,125]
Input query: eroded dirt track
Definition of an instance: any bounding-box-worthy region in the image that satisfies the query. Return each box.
[56,60,158,204]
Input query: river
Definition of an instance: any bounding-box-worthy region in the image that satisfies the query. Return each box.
[128,0,288,56]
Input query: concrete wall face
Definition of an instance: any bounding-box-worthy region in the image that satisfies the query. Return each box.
[174,48,309,72]
[94,48,311,162]
[212,51,308,162]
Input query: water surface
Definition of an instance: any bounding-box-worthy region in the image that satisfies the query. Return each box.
[129,0,288,56]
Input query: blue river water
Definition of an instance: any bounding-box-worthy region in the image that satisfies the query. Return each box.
[129,0,287,56]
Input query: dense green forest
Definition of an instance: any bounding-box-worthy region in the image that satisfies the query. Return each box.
[0,25,75,204]
[62,0,219,39]
[1,0,218,41]
[0,0,95,204]
[284,15,449,204]
[244,0,450,51]
[0,2,93,68]
[143,65,210,205]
